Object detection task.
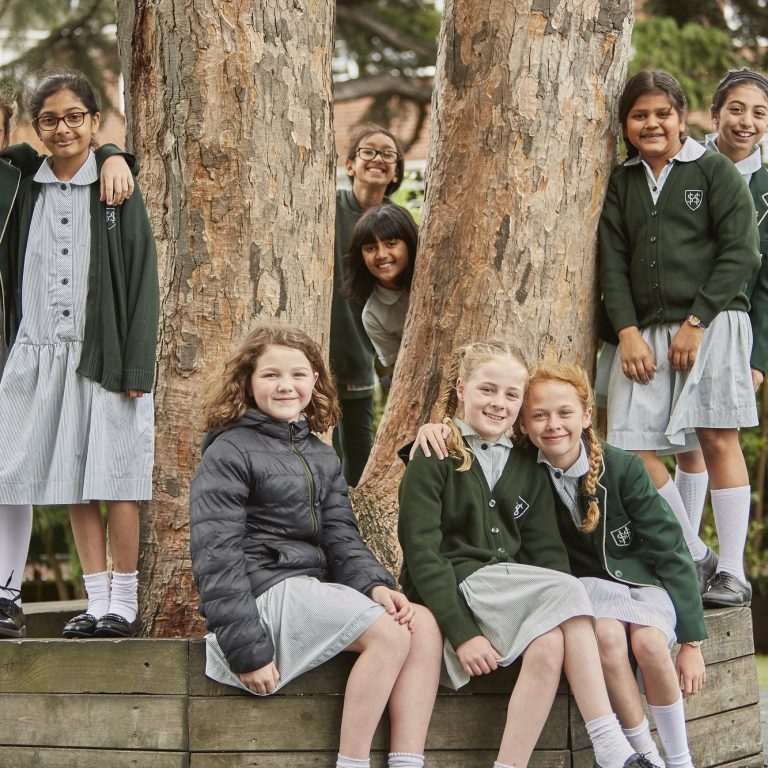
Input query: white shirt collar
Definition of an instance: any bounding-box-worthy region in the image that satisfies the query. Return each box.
[536,440,590,477]
[34,151,98,185]
[704,133,762,177]
[453,417,514,449]
[624,136,706,167]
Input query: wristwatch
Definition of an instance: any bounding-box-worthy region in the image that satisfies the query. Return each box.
[683,640,703,648]
[686,314,707,329]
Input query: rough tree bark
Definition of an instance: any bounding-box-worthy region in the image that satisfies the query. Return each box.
[353,0,633,575]
[116,0,336,635]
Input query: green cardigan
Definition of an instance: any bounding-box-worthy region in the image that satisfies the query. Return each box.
[398,446,570,650]
[552,443,706,643]
[748,166,768,373]
[1,164,158,393]
[599,150,760,331]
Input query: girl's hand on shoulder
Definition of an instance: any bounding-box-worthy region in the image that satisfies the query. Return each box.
[100,155,135,206]
[126,390,144,399]
[456,635,502,676]
[238,661,280,695]
[668,324,704,372]
[370,585,416,630]
[676,643,705,697]
[410,421,451,460]
[618,327,656,384]
[751,368,764,392]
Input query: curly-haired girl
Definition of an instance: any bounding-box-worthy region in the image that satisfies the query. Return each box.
[190,324,442,768]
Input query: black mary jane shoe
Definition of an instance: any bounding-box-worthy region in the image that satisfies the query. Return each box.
[93,613,138,638]
[0,597,26,638]
[63,612,98,638]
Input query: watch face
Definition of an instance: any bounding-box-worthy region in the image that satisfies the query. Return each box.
[688,315,702,327]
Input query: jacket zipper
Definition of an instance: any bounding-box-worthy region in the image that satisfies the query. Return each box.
[0,163,21,350]
[289,426,318,538]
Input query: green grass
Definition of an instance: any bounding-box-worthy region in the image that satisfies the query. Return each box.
[756,654,768,688]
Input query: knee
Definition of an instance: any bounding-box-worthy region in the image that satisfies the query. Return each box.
[409,605,443,656]
[524,628,564,676]
[596,621,629,668]
[698,429,738,457]
[631,628,670,670]
[363,613,412,662]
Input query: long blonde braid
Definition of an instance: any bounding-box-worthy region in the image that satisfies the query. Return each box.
[526,361,604,533]
[438,341,529,472]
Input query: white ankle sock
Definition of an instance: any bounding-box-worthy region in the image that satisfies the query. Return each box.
[586,713,636,767]
[658,479,707,561]
[337,756,370,768]
[108,570,138,623]
[674,468,708,532]
[0,504,33,604]
[623,717,665,767]
[389,754,424,768]
[83,571,110,619]
[711,486,750,581]
[649,697,693,768]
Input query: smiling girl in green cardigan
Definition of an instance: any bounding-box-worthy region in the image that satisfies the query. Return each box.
[520,362,705,768]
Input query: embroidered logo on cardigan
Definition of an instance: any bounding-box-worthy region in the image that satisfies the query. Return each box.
[609,523,633,547]
[106,206,116,231]
[684,190,703,211]
[513,497,530,518]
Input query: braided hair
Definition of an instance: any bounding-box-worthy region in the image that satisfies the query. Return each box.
[526,362,604,534]
[438,340,529,472]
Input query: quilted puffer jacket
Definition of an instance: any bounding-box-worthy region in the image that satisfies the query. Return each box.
[189,409,394,673]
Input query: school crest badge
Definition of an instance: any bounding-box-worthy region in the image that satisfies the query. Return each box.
[513,497,530,519]
[609,523,633,547]
[684,189,703,211]
[106,206,116,231]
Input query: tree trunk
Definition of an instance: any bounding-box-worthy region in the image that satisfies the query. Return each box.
[116,0,336,635]
[353,0,633,575]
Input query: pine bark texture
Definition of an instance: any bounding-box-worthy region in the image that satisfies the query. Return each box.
[353,0,633,575]
[116,0,336,635]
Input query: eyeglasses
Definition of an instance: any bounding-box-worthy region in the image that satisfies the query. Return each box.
[34,112,92,131]
[355,147,400,164]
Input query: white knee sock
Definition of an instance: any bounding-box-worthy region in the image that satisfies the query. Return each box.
[337,756,370,768]
[389,753,424,768]
[674,468,709,533]
[623,717,665,767]
[108,570,139,623]
[586,713,636,767]
[711,486,751,581]
[649,697,693,768]
[83,570,110,619]
[658,479,707,561]
[0,504,33,603]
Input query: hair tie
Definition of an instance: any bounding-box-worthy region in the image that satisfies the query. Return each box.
[583,493,598,504]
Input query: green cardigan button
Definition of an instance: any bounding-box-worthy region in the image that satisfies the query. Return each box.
[615,569,623,577]
[489,499,496,508]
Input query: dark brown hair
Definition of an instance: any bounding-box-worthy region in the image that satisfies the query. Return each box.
[346,123,405,196]
[711,68,768,114]
[27,71,101,120]
[618,69,687,159]
[204,325,341,433]
[342,203,418,304]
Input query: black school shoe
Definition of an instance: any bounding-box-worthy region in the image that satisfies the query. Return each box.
[63,613,98,638]
[595,754,661,768]
[702,571,752,607]
[0,597,26,638]
[694,546,718,595]
[94,613,139,638]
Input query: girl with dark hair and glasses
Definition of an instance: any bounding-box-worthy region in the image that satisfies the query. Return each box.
[0,78,136,641]
[0,71,158,640]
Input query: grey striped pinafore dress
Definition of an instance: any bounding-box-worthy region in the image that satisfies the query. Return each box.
[0,154,154,505]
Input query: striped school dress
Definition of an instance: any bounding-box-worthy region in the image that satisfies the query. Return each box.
[0,153,154,505]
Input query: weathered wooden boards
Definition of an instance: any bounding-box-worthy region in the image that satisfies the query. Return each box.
[0,606,762,767]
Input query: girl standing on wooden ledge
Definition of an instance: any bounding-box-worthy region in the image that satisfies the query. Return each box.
[0,72,157,640]
[190,325,441,768]
[399,341,655,768]
[519,363,705,768]
[599,70,760,608]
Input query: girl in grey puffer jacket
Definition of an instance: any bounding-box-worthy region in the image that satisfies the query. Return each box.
[190,325,441,768]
